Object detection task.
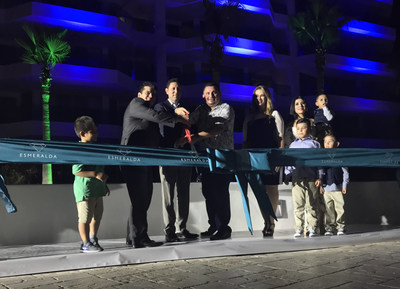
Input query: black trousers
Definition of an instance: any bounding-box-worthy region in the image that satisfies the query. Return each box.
[200,168,231,230]
[122,165,154,244]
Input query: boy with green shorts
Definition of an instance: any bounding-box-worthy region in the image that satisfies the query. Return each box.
[73,116,110,253]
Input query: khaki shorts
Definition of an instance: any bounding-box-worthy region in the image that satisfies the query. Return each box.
[76,197,104,224]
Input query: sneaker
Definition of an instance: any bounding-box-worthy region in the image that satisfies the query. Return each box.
[80,242,100,253]
[293,230,302,238]
[308,229,318,237]
[90,237,104,251]
[324,231,333,236]
[337,230,345,236]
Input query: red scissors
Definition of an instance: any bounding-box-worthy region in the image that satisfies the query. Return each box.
[185,128,191,143]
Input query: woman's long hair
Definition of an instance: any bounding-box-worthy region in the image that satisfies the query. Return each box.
[289,96,310,119]
[251,85,273,116]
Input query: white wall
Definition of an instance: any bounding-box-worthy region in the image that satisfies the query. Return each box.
[1,181,399,246]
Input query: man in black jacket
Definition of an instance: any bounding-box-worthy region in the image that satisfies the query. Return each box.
[154,78,198,242]
[121,81,189,248]
[178,83,235,241]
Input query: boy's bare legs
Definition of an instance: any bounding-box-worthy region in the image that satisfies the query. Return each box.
[78,220,102,251]
[78,222,90,243]
[89,218,100,239]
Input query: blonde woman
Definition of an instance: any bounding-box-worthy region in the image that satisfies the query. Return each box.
[242,85,284,237]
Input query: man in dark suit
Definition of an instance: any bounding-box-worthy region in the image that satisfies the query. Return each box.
[154,79,199,242]
[121,81,189,248]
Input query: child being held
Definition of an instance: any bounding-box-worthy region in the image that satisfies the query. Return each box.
[314,93,334,144]
[285,118,323,238]
[73,116,110,253]
[321,134,349,236]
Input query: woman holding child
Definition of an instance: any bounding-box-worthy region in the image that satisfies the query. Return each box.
[242,85,284,237]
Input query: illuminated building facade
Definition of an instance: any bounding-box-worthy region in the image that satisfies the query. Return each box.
[0,0,398,149]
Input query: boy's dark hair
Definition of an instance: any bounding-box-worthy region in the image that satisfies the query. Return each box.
[296,118,311,128]
[74,116,96,137]
[316,93,327,101]
[166,78,180,88]
[324,133,338,142]
[138,81,155,94]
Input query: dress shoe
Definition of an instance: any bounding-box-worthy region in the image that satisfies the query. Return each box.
[180,229,199,240]
[200,227,217,238]
[165,233,180,243]
[134,238,163,248]
[210,227,232,241]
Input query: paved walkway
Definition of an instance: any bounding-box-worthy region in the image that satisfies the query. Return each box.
[1,238,399,289]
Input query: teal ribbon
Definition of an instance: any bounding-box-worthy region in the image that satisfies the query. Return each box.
[0,138,209,167]
[206,148,400,234]
[207,148,276,233]
[1,138,399,234]
[1,139,399,169]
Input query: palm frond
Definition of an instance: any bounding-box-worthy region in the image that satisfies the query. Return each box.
[17,26,71,67]
[289,12,316,46]
[289,0,352,50]
[22,25,38,47]
[43,36,71,66]
[57,29,68,39]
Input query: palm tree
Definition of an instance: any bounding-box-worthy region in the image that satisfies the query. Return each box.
[289,0,351,94]
[201,0,244,85]
[17,26,71,184]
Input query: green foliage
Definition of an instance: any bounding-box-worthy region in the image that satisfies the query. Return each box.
[289,0,352,94]
[289,0,351,50]
[17,26,71,68]
[202,0,243,41]
[16,26,71,184]
[202,0,244,82]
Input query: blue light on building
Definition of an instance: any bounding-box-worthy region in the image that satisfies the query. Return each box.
[223,37,274,60]
[327,56,393,76]
[343,20,395,40]
[16,2,123,35]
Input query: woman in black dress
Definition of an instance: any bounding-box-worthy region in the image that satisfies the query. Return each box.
[242,85,284,237]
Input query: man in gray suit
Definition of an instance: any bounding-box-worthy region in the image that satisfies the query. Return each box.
[121,81,189,248]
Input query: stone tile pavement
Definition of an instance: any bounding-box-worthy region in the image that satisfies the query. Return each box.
[1,239,400,289]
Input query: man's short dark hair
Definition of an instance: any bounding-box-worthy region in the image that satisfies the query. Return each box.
[166,78,180,88]
[74,116,96,137]
[203,82,220,94]
[138,81,155,94]
[296,118,311,128]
